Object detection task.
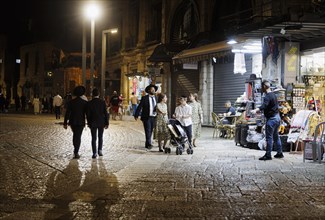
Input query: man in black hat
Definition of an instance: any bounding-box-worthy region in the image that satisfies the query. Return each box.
[63,85,88,159]
[134,83,158,149]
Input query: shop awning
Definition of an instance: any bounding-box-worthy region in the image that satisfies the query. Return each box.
[230,21,325,43]
[147,43,173,63]
[172,41,233,64]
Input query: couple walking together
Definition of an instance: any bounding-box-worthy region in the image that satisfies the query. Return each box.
[63,86,109,159]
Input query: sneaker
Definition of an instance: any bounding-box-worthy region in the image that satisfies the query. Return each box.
[98,151,103,156]
[147,144,153,150]
[73,154,80,159]
[259,155,272,160]
[274,153,284,158]
[92,154,97,159]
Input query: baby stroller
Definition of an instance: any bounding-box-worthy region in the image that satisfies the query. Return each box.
[167,119,194,155]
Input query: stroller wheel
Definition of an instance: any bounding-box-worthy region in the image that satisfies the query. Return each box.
[176,147,183,155]
[186,148,194,154]
[164,148,168,154]
[168,148,171,154]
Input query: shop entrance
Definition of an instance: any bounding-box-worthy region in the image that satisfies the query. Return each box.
[213,58,252,114]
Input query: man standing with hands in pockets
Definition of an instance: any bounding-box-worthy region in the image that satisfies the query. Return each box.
[134,84,158,150]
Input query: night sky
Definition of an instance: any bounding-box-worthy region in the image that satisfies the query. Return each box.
[2,0,121,53]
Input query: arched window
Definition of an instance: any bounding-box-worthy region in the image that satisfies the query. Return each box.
[170,1,199,45]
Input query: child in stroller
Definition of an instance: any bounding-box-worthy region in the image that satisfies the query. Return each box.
[167,119,194,155]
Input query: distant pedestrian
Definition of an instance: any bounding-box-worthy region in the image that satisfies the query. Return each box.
[48,95,53,113]
[33,96,40,114]
[42,97,49,113]
[0,94,5,113]
[188,93,203,147]
[63,92,72,115]
[53,92,63,119]
[86,88,109,158]
[130,92,138,116]
[63,86,88,159]
[110,91,122,120]
[21,94,27,111]
[15,96,20,111]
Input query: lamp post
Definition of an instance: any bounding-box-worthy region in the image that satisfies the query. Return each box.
[84,3,100,95]
[82,20,86,87]
[101,28,118,98]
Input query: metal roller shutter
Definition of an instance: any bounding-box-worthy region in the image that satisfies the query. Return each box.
[213,56,252,114]
[171,69,199,114]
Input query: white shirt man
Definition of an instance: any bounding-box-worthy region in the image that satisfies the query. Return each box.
[53,93,63,119]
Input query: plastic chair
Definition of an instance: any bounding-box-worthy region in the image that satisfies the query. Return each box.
[303,121,325,163]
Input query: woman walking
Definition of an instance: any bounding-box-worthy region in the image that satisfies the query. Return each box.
[156,93,170,152]
[188,93,203,147]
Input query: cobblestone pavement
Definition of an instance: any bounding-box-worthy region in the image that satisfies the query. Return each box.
[0,113,324,220]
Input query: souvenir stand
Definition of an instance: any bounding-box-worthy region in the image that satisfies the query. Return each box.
[234,74,263,149]
[235,76,294,152]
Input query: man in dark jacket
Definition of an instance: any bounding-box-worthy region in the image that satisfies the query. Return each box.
[251,80,283,160]
[134,84,158,149]
[87,88,109,158]
[63,86,88,159]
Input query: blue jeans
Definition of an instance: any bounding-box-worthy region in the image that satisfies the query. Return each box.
[132,104,138,116]
[265,114,282,157]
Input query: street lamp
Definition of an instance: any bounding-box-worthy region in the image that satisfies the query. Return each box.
[82,21,86,87]
[84,3,100,95]
[101,28,118,98]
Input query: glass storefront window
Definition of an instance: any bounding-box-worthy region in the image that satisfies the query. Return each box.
[300,47,325,76]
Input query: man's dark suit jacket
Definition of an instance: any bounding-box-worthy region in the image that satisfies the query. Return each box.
[134,95,156,121]
[64,97,88,126]
[86,97,109,128]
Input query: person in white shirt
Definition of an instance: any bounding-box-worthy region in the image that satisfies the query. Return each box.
[174,95,193,145]
[53,92,63,119]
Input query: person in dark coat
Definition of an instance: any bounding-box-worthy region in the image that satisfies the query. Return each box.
[86,88,109,158]
[20,94,27,111]
[134,84,158,149]
[15,96,20,111]
[63,86,88,159]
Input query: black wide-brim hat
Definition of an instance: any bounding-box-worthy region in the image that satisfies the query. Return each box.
[145,84,158,93]
[73,85,86,96]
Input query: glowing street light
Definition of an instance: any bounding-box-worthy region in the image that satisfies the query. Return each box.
[83,3,100,94]
[101,28,118,98]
